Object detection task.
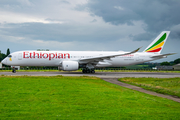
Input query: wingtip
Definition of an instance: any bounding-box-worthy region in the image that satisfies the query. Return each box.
[169,53,177,55]
[134,46,142,53]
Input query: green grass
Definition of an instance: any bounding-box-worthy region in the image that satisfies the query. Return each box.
[0,76,180,119]
[119,77,180,98]
[125,65,149,69]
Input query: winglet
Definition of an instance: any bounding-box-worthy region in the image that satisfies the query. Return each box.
[120,47,142,56]
[131,46,142,54]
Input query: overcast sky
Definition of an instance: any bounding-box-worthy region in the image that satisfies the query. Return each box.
[0,0,180,62]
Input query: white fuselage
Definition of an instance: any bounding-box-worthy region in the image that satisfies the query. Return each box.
[2,51,161,68]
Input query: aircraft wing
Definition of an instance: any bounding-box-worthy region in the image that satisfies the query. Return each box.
[151,53,176,58]
[78,47,141,63]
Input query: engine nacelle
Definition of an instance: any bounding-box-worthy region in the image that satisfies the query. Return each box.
[61,61,79,71]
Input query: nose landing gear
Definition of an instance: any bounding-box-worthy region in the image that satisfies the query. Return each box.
[12,67,16,73]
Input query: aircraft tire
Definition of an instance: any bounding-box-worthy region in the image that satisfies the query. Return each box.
[82,69,87,73]
[91,70,95,74]
[12,69,16,73]
[86,69,90,73]
[82,69,95,74]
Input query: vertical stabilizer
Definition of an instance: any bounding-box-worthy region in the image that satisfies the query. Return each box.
[143,31,170,53]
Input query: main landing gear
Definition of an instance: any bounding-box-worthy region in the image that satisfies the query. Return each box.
[82,68,95,74]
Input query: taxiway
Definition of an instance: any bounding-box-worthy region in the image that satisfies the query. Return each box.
[0,71,180,78]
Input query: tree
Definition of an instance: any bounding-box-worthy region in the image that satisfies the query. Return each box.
[6,48,10,56]
[160,61,171,66]
[174,58,180,64]
[0,51,6,62]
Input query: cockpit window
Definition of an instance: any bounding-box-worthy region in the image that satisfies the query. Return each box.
[7,55,12,58]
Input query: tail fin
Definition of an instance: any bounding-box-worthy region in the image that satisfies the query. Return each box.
[143,31,170,53]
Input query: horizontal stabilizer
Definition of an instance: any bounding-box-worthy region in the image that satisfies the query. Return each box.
[151,53,176,58]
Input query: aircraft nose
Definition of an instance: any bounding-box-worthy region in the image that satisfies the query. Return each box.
[1,58,7,64]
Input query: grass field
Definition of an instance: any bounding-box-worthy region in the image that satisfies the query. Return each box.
[119,77,180,98]
[0,76,180,119]
[125,65,149,69]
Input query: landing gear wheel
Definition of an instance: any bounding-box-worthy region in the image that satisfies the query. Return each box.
[86,69,90,73]
[82,69,86,73]
[82,69,95,74]
[91,70,95,74]
[12,69,16,73]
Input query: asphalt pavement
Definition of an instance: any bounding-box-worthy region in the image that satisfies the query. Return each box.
[0,71,180,78]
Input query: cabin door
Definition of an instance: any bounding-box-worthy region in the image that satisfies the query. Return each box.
[18,53,22,60]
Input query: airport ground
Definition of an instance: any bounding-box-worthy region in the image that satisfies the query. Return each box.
[1,71,180,78]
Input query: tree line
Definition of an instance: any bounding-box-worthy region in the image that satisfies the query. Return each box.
[0,48,10,62]
[161,58,180,66]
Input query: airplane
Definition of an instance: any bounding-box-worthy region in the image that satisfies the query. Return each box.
[1,31,175,73]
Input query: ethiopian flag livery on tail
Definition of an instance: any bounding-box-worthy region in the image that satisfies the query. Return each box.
[143,31,170,53]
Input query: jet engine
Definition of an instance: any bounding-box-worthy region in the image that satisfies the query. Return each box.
[60,61,79,71]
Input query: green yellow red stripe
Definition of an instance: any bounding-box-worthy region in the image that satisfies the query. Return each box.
[145,41,164,52]
[145,33,166,52]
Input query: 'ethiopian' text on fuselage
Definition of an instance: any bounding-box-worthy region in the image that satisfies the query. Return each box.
[23,52,70,60]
